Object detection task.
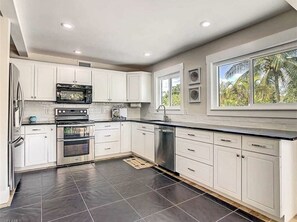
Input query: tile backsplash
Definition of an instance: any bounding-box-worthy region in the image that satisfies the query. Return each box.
[24,101,141,122]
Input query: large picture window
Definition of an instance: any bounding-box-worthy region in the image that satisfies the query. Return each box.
[154,63,183,112]
[215,47,297,109]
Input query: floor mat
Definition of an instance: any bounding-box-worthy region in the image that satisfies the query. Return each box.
[123,157,154,169]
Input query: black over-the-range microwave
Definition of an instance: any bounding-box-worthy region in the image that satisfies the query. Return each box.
[56,84,92,104]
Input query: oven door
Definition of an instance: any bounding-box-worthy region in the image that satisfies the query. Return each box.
[57,125,95,165]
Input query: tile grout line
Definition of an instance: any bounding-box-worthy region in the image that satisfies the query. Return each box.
[47,210,90,222]
[152,189,201,222]
[99,170,144,220]
[71,172,95,222]
[215,209,238,222]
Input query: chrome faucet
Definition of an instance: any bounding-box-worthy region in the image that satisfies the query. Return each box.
[157,105,170,122]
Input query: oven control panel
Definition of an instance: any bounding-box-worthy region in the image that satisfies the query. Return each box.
[55,108,88,116]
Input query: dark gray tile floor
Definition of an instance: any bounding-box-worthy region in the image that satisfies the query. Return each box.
[0,158,264,222]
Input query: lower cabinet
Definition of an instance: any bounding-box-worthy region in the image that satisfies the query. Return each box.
[242,151,280,217]
[214,145,241,200]
[25,133,48,166]
[176,155,213,187]
[95,122,121,157]
[120,122,131,153]
[20,125,56,169]
[131,123,155,162]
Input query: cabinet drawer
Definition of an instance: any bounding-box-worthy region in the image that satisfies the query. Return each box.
[214,133,241,149]
[176,128,213,144]
[95,142,120,157]
[137,123,154,132]
[176,138,213,165]
[176,155,213,188]
[95,129,120,143]
[95,122,120,130]
[242,136,279,156]
[25,125,51,134]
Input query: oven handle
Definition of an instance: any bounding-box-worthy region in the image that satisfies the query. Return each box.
[57,124,95,128]
[58,137,95,142]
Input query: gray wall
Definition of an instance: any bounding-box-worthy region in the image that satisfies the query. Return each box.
[141,10,297,131]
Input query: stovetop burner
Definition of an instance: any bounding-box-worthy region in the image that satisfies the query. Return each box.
[55,108,94,125]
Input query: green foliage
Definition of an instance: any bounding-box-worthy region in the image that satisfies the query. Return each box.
[161,84,181,107]
[220,49,297,107]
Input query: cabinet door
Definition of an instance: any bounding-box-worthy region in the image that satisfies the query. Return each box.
[242,151,280,217]
[14,61,35,100]
[47,127,56,163]
[75,68,92,85]
[132,128,144,156]
[127,74,140,102]
[144,131,155,162]
[35,64,56,101]
[57,66,75,84]
[121,122,131,153]
[25,134,48,166]
[214,145,241,200]
[92,70,109,102]
[110,71,126,102]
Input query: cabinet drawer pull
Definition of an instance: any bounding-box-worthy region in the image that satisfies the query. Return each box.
[187,148,195,152]
[220,139,231,142]
[32,129,41,131]
[251,144,266,148]
[104,125,111,128]
[143,133,146,135]
[105,147,111,150]
[242,155,245,159]
[104,135,111,137]
[236,154,240,157]
[142,126,146,129]
[187,168,195,172]
[187,133,195,137]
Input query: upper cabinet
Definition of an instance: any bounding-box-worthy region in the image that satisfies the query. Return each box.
[127,72,151,103]
[92,69,126,102]
[57,66,92,85]
[11,59,56,101]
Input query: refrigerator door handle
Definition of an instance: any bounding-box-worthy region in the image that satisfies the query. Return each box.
[17,82,24,127]
[14,137,24,147]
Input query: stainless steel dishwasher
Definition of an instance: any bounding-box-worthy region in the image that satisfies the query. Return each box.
[155,125,176,172]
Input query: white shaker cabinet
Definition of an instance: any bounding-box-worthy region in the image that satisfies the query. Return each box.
[34,64,57,101]
[120,122,132,153]
[57,66,92,85]
[47,126,57,163]
[143,131,155,162]
[25,133,48,166]
[127,72,151,103]
[242,150,280,217]
[92,70,126,102]
[214,145,241,200]
[11,59,57,101]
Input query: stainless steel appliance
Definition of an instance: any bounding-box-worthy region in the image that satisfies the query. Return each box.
[155,125,176,172]
[8,64,25,191]
[56,84,92,104]
[56,108,95,166]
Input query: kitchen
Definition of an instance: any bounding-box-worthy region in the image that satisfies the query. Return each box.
[0,0,297,222]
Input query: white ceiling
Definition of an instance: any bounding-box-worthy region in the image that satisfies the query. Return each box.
[13,0,291,66]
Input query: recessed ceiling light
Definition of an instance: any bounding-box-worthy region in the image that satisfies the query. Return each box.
[61,23,74,30]
[74,50,82,54]
[144,52,151,57]
[200,21,211,27]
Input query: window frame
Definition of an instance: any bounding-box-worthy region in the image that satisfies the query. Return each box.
[154,63,184,114]
[206,27,297,118]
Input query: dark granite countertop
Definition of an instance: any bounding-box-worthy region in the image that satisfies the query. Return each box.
[22,119,297,140]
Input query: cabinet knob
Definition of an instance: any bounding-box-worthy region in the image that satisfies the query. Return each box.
[236,154,240,157]
[241,155,245,159]
[45,136,47,138]
[31,96,34,98]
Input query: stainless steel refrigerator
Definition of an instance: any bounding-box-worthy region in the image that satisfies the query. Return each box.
[8,63,24,191]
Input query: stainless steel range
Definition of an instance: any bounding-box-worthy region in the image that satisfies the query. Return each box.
[56,108,95,166]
